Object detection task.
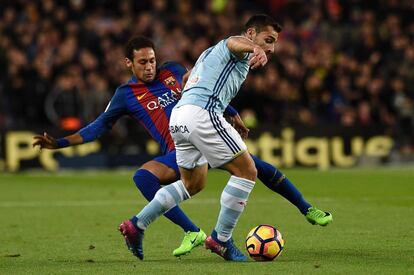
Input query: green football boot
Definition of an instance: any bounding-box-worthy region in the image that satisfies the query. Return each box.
[173,229,207,257]
[306,207,333,226]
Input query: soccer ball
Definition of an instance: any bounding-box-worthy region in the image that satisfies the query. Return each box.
[245,225,284,261]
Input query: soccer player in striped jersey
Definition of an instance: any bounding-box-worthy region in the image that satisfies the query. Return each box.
[118,15,332,262]
[33,35,331,261]
[33,36,210,256]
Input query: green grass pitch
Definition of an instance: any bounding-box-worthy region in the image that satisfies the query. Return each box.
[1,168,413,274]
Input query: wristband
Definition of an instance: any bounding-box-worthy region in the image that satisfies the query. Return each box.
[56,138,70,148]
[224,105,238,116]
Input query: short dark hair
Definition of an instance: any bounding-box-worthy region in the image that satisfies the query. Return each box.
[244,14,282,33]
[125,36,155,60]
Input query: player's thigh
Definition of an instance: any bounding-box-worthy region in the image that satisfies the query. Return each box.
[170,105,208,170]
[173,145,208,195]
[191,111,248,169]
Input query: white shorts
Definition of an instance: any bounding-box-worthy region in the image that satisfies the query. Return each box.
[169,105,247,169]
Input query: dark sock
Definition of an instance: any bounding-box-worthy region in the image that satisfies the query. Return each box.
[251,155,312,215]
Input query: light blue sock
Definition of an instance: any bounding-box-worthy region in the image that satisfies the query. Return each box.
[215,176,255,242]
[135,180,190,229]
[133,169,199,232]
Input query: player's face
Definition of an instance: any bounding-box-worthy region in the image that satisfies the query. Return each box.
[126,48,156,82]
[251,26,279,57]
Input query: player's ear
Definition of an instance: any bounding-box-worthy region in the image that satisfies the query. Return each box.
[246,27,257,40]
[125,57,132,68]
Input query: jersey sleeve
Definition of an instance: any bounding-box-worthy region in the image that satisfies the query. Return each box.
[162,62,187,78]
[78,87,127,143]
[213,39,233,61]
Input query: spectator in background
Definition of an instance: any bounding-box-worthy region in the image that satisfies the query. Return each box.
[84,72,111,122]
[391,78,414,154]
[45,67,85,131]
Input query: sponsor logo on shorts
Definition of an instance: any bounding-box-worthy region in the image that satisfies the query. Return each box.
[169,125,190,134]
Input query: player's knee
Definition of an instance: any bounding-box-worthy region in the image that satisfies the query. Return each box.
[245,165,257,181]
[240,156,257,180]
[182,179,205,196]
[133,169,144,186]
[188,185,203,195]
[232,164,257,181]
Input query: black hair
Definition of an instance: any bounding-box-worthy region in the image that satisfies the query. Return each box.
[244,14,282,33]
[125,36,155,60]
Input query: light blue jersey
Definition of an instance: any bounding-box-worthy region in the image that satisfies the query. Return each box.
[176,38,250,114]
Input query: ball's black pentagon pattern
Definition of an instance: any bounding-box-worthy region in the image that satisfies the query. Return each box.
[245,225,284,261]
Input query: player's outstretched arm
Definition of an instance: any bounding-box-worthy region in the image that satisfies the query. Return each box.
[32,132,83,150]
[226,36,267,69]
[226,36,256,56]
[33,87,126,150]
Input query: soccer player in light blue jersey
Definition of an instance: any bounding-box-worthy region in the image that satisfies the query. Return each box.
[34,36,331,261]
[119,14,327,262]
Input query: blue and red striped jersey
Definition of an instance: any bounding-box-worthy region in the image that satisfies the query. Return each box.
[78,61,186,154]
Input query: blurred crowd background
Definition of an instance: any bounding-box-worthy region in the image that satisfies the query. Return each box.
[1,0,413,154]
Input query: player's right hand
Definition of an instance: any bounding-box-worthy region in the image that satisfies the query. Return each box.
[229,114,249,139]
[249,47,267,69]
[32,132,58,149]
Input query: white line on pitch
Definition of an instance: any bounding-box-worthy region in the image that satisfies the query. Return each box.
[0,198,305,208]
[3,197,407,208]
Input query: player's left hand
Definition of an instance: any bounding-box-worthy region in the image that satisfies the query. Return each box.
[249,47,268,69]
[32,132,58,149]
[229,114,249,139]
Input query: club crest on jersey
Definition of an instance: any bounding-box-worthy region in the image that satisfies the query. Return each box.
[186,75,200,87]
[163,76,176,86]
